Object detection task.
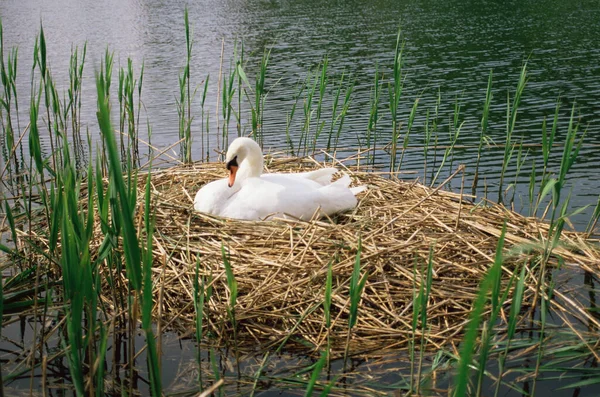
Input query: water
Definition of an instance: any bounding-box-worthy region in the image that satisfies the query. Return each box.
[1,0,600,395]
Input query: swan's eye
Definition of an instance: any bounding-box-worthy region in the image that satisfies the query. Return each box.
[226,156,238,171]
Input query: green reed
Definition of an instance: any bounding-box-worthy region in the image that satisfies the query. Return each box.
[97,67,162,395]
[37,23,60,172]
[304,352,327,397]
[530,103,556,216]
[365,64,380,165]
[448,94,463,178]
[200,74,210,160]
[586,194,600,237]
[285,84,302,156]
[410,248,433,395]
[498,62,527,203]
[528,155,536,216]
[525,106,587,395]
[506,138,528,208]
[249,352,270,397]
[235,47,269,147]
[209,347,224,396]
[323,258,333,363]
[536,103,585,248]
[222,47,237,149]
[68,42,86,161]
[142,161,161,395]
[55,117,97,395]
[311,56,328,155]
[331,78,353,156]
[388,29,404,171]
[472,70,493,196]
[28,37,58,382]
[430,119,462,187]
[453,226,506,397]
[193,257,205,386]
[252,49,270,147]
[344,237,368,369]
[493,263,527,397]
[118,58,144,166]
[453,223,506,397]
[423,89,441,185]
[473,223,516,397]
[235,40,244,138]
[177,7,193,163]
[221,244,240,373]
[396,97,419,173]
[0,18,22,189]
[299,67,317,156]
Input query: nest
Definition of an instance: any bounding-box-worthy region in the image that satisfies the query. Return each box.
[128,157,600,357]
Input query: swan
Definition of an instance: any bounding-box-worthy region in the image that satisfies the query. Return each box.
[193,137,365,220]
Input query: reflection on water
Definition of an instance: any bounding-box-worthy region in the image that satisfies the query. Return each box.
[1,0,599,216]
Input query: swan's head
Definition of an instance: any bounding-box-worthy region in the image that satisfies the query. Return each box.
[225,137,264,187]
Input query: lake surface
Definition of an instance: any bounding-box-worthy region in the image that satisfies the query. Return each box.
[1,0,600,228]
[1,0,600,395]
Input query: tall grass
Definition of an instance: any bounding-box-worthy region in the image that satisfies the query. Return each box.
[193,257,211,387]
[498,62,528,203]
[396,97,419,173]
[323,258,334,366]
[118,58,144,166]
[329,73,353,156]
[97,66,162,395]
[453,223,507,397]
[177,7,193,163]
[0,18,23,191]
[494,264,527,397]
[221,244,240,374]
[365,64,380,165]
[200,74,210,160]
[472,70,493,196]
[388,29,404,171]
[410,247,433,395]
[237,48,270,147]
[343,238,368,369]
[423,89,440,185]
[311,56,328,155]
[221,44,238,150]
[68,42,86,166]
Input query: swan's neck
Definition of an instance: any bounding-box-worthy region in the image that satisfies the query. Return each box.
[238,147,263,182]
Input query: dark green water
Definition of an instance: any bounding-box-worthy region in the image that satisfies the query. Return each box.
[1,0,599,395]
[1,0,599,217]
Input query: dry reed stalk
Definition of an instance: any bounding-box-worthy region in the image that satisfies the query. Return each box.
[9,157,600,359]
[123,158,599,357]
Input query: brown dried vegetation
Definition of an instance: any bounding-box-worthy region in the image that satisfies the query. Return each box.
[109,157,600,357]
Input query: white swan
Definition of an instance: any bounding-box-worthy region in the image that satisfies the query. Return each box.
[193,137,365,220]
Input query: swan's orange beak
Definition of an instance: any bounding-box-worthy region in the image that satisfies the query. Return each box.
[228,165,238,187]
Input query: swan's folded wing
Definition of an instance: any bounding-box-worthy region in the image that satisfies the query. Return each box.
[194,179,235,214]
[261,168,337,186]
[219,178,288,220]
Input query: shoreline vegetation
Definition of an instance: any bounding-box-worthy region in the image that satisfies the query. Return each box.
[1,12,600,396]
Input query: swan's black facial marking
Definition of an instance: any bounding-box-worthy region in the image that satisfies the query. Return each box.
[226,156,238,171]
[227,155,239,188]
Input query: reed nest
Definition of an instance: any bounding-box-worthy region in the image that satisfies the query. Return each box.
[127,157,599,357]
[16,157,600,359]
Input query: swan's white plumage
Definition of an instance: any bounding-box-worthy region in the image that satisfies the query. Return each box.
[193,137,365,220]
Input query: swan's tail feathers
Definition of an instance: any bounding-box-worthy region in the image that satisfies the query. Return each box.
[331,173,352,187]
[330,172,367,196]
[302,168,338,185]
[350,185,367,195]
